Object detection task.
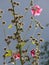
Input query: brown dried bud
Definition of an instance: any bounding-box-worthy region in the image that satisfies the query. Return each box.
[22,59,25,64]
[0,16,2,18]
[32,38,35,41]
[0,10,3,13]
[35,39,38,42]
[11,1,19,6]
[7,35,12,39]
[30,0,33,6]
[25,56,30,61]
[31,16,33,19]
[16,2,20,6]
[36,49,40,53]
[4,47,7,50]
[25,8,28,10]
[11,20,15,23]
[30,36,33,40]
[15,16,18,20]
[6,40,11,45]
[15,21,18,23]
[22,50,27,53]
[35,42,39,46]
[34,55,39,60]
[37,33,41,36]
[39,38,44,42]
[40,26,44,29]
[3,55,5,59]
[30,36,33,38]
[2,22,6,24]
[3,62,6,65]
[5,38,8,42]
[13,2,17,5]
[36,62,39,65]
[29,25,32,28]
[39,24,44,29]
[8,8,14,12]
[13,32,18,36]
[19,15,23,18]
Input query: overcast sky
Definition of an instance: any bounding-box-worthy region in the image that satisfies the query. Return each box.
[0,0,49,65]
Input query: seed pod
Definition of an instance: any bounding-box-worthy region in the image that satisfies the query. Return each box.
[13,32,17,36]
[25,56,30,61]
[0,16,2,18]
[5,38,8,42]
[39,38,44,42]
[6,40,11,45]
[36,62,39,65]
[8,8,14,12]
[22,49,27,53]
[22,57,25,64]
[32,61,36,65]
[3,62,7,65]
[30,36,33,40]
[11,20,15,23]
[0,9,3,13]
[32,38,36,41]
[16,2,20,6]
[13,2,17,6]
[31,16,33,19]
[3,55,5,59]
[40,26,44,29]
[30,0,33,6]
[25,8,28,11]
[19,15,23,18]
[8,57,15,64]
[36,49,40,54]
[29,25,32,29]
[37,33,41,36]
[30,36,33,38]
[34,55,39,60]
[4,47,7,51]
[7,35,12,39]
[2,21,6,24]
[15,16,18,20]
[35,42,39,46]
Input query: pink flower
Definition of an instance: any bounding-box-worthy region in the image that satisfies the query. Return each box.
[30,49,35,57]
[31,5,42,16]
[13,53,20,60]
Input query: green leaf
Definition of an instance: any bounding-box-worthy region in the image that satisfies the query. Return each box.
[20,41,26,48]
[4,50,12,57]
[32,41,35,44]
[8,24,13,29]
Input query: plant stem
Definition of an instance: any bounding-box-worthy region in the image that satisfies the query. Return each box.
[11,0,23,65]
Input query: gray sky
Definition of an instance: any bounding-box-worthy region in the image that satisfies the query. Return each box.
[0,0,49,65]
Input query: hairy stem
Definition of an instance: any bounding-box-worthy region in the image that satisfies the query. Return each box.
[11,0,23,65]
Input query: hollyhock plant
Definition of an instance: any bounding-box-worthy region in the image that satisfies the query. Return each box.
[30,49,35,57]
[31,5,42,16]
[2,0,44,65]
[13,53,20,60]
